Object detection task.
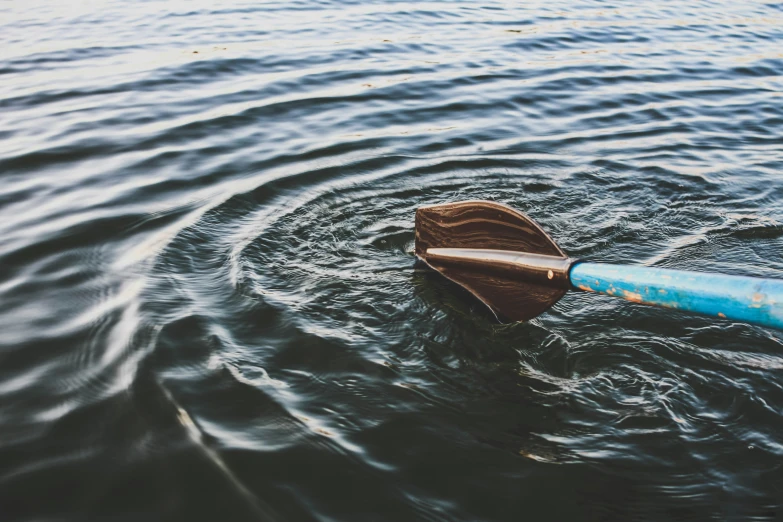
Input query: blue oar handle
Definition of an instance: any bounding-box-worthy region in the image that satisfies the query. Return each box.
[569,262,783,330]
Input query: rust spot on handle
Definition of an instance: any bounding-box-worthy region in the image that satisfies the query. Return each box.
[622,290,644,303]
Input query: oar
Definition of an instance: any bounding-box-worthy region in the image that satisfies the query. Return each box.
[415,200,783,330]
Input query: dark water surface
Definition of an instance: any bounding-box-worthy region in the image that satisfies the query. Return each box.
[3,1,783,520]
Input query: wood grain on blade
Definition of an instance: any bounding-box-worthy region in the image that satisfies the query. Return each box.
[415,200,569,322]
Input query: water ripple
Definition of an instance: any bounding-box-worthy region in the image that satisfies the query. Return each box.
[2,0,783,520]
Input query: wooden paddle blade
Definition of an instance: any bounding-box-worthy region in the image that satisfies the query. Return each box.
[415,200,570,322]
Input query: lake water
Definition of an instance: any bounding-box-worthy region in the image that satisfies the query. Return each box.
[2,1,783,520]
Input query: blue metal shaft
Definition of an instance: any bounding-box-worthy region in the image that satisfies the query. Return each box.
[569,262,783,330]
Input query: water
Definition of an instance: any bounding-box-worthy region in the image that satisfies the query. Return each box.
[2,0,783,520]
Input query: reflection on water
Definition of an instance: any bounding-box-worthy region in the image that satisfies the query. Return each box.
[1,0,783,520]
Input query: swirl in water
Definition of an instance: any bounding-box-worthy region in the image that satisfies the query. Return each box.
[1,0,782,520]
